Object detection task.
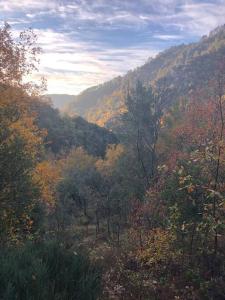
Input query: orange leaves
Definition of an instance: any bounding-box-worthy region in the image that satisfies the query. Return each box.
[0,23,47,244]
[10,116,45,156]
[33,161,62,207]
[172,99,217,149]
[177,168,196,194]
[159,95,225,176]
[187,184,195,194]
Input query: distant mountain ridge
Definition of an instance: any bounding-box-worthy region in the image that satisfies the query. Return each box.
[58,25,225,127]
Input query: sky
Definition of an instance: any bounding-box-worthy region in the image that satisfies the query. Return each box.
[1,0,225,95]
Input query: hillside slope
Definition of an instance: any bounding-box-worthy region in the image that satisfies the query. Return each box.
[33,100,117,157]
[65,25,225,127]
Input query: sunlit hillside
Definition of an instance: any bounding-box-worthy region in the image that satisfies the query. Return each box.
[1,2,225,299]
[64,25,225,127]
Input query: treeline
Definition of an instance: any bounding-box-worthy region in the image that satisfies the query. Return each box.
[66,24,225,128]
[1,23,225,300]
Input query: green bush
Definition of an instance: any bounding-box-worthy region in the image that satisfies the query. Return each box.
[0,241,101,300]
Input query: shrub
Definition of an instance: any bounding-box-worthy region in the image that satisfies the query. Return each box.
[0,241,101,300]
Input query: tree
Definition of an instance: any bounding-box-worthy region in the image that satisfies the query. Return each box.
[0,23,44,244]
[96,144,126,241]
[122,81,164,189]
[56,148,100,237]
[0,22,40,88]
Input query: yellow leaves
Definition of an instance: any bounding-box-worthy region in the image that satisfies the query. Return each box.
[33,161,62,207]
[96,144,124,175]
[137,228,176,266]
[178,176,185,185]
[0,85,46,161]
[62,147,97,173]
[105,144,124,164]
[87,90,126,127]
[0,24,47,244]
[9,116,45,157]
[119,105,127,114]
[177,172,196,194]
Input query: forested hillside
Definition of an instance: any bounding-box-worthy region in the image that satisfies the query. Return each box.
[1,23,225,300]
[33,100,117,156]
[66,25,225,127]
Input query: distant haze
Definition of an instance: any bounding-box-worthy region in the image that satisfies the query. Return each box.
[47,94,76,110]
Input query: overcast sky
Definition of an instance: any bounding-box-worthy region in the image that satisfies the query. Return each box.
[1,0,225,94]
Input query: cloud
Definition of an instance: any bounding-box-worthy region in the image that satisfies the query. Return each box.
[153,34,183,40]
[1,0,225,94]
[0,0,55,11]
[178,2,225,35]
[29,29,157,94]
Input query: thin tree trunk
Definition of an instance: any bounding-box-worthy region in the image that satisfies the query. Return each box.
[213,89,224,256]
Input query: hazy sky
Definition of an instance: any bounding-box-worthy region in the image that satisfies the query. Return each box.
[1,0,225,94]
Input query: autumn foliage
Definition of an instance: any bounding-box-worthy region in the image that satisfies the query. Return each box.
[1,23,225,300]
